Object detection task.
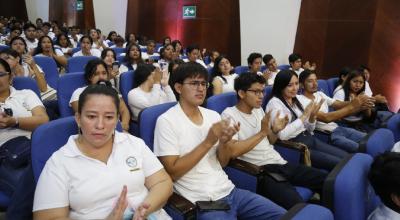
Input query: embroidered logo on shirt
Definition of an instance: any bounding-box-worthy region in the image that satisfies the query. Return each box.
[126,156,139,172]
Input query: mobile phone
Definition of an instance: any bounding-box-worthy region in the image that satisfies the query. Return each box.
[112,61,119,71]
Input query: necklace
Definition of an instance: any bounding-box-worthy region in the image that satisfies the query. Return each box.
[237,109,258,128]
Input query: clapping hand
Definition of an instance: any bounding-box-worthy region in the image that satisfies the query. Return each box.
[106,186,128,220]
[272,111,289,134]
[132,203,151,220]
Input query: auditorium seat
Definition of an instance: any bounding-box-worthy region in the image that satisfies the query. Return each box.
[13,76,41,99]
[57,72,86,117]
[33,56,60,90]
[66,56,97,73]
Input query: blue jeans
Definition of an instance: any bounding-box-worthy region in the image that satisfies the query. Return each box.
[197,187,285,220]
[331,126,366,152]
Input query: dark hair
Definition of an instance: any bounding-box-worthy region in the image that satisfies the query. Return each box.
[10,36,28,54]
[359,64,370,72]
[84,59,109,84]
[338,66,351,85]
[247,52,262,66]
[10,26,22,34]
[55,33,72,48]
[33,35,56,56]
[107,31,117,41]
[146,39,156,46]
[0,58,12,74]
[125,33,136,44]
[172,62,208,85]
[162,36,171,46]
[168,59,185,75]
[211,56,234,84]
[79,35,93,45]
[234,72,266,99]
[101,48,116,61]
[124,43,143,65]
[171,40,183,55]
[78,84,120,115]
[272,70,304,116]
[160,43,173,60]
[23,23,36,31]
[288,53,302,63]
[42,22,51,28]
[186,44,200,54]
[133,63,156,87]
[342,69,365,101]
[262,54,274,65]
[0,48,21,64]
[369,152,400,211]
[298,69,315,85]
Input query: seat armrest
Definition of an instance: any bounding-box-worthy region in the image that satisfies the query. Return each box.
[276,140,311,166]
[314,128,332,135]
[228,159,263,176]
[167,192,196,216]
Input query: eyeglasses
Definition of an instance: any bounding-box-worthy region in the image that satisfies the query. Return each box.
[246,89,264,96]
[0,72,9,77]
[183,81,209,89]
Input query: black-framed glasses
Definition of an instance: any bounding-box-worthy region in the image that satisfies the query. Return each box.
[0,72,9,77]
[246,89,264,96]
[183,81,209,89]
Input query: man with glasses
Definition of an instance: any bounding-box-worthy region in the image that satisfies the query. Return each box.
[221,73,327,209]
[262,54,280,85]
[22,23,38,53]
[154,62,285,220]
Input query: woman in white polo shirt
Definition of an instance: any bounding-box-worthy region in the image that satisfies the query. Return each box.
[33,84,173,220]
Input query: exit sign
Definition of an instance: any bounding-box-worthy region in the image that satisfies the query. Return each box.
[183,6,196,19]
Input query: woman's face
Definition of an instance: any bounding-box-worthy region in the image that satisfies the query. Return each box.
[163,45,173,60]
[41,37,53,52]
[89,64,109,84]
[0,53,19,69]
[282,75,299,100]
[90,29,98,40]
[59,35,69,47]
[103,51,115,66]
[349,75,364,94]
[11,39,26,55]
[0,64,11,94]
[129,46,141,60]
[80,38,92,51]
[110,33,117,41]
[164,38,171,45]
[175,43,182,53]
[10,29,21,38]
[129,34,136,43]
[218,58,232,75]
[76,94,118,149]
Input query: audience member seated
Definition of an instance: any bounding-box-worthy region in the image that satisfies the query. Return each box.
[54,33,73,57]
[262,54,280,85]
[368,152,400,220]
[141,39,160,61]
[154,62,286,220]
[4,26,21,46]
[207,50,220,68]
[119,43,144,73]
[128,63,176,121]
[247,52,263,75]
[157,36,172,53]
[101,48,120,90]
[89,28,108,51]
[265,70,348,170]
[171,40,185,59]
[333,67,351,96]
[22,23,38,53]
[183,44,207,68]
[0,58,49,219]
[288,53,304,76]
[33,35,67,68]
[110,35,125,48]
[41,22,55,39]
[69,59,130,132]
[72,35,101,58]
[105,30,117,46]
[124,33,138,48]
[221,73,327,209]
[157,43,174,71]
[210,56,238,95]
[298,70,372,153]
[68,26,81,48]
[33,84,173,219]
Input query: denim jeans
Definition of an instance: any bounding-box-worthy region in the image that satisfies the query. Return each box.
[197,187,285,220]
[331,126,366,152]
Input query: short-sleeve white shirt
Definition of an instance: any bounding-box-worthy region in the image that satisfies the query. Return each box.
[0,87,44,145]
[72,49,101,58]
[368,204,400,220]
[69,86,87,107]
[297,92,338,131]
[33,132,170,219]
[213,73,238,94]
[221,107,286,166]
[154,104,235,203]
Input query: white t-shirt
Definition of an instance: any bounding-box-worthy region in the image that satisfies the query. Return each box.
[265,96,315,140]
[69,86,86,107]
[33,132,171,219]
[213,73,238,94]
[154,104,235,203]
[297,92,338,131]
[290,67,304,76]
[72,49,101,58]
[267,70,280,86]
[333,87,363,121]
[365,81,373,97]
[221,106,286,166]
[119,63,137,73]
[128,84,176,121]
[183,58,207,68]
[0,87,44,146]
[368,204,400,220]
[24,38,38,52]
[34,49,64,57]
[333,85,343,97]
[141,52,160,61]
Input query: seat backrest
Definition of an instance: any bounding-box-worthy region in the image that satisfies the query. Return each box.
[33,56,60,89]
[57,72,86,117]
[71,47,81,55]
[262,86,273,110]
[66,56,97,73]
[323,153,376,220]
[318,79,330,97]
[387,113,400,142]
[13,76,41,99]
[364,128,394,158]
[234,66,249,75]
[111,47,125,56]
[139,102,177,150]
[117,55,125,64]
[278,64,291,70]
[281,203,334,220]
[206,92,237,114]
[119,70,135,105]
[327,77,339,97]
[0,45,9,51]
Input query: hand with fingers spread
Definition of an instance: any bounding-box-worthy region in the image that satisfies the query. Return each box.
[132,203,151,220]
[160,69,170,87]
[309,99,324,122]
[272,111,289,134]
[260,110,272,136]
[218,119,240,144]
[300,101,314,122]
[262,69,272,80]
[106,185,128,220]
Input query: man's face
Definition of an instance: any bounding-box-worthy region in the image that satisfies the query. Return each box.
[188,49,200,62]
[291,59,302,70]
[250,57,262,73]
[303,73,318,93]
[25,27,36,40]
[240,82,265,109]
[176,75,208,106]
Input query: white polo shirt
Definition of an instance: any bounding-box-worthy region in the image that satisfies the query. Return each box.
[72,49,101,58]
[154,104,235,203]
[221,106,286,166]
[297,92,338,131]
[0,87,44,146]
[33,132,171,219]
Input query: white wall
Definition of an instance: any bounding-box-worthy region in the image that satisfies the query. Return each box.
[25,0,49,22]
[93,0,128,38]
[239,0,302,65]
